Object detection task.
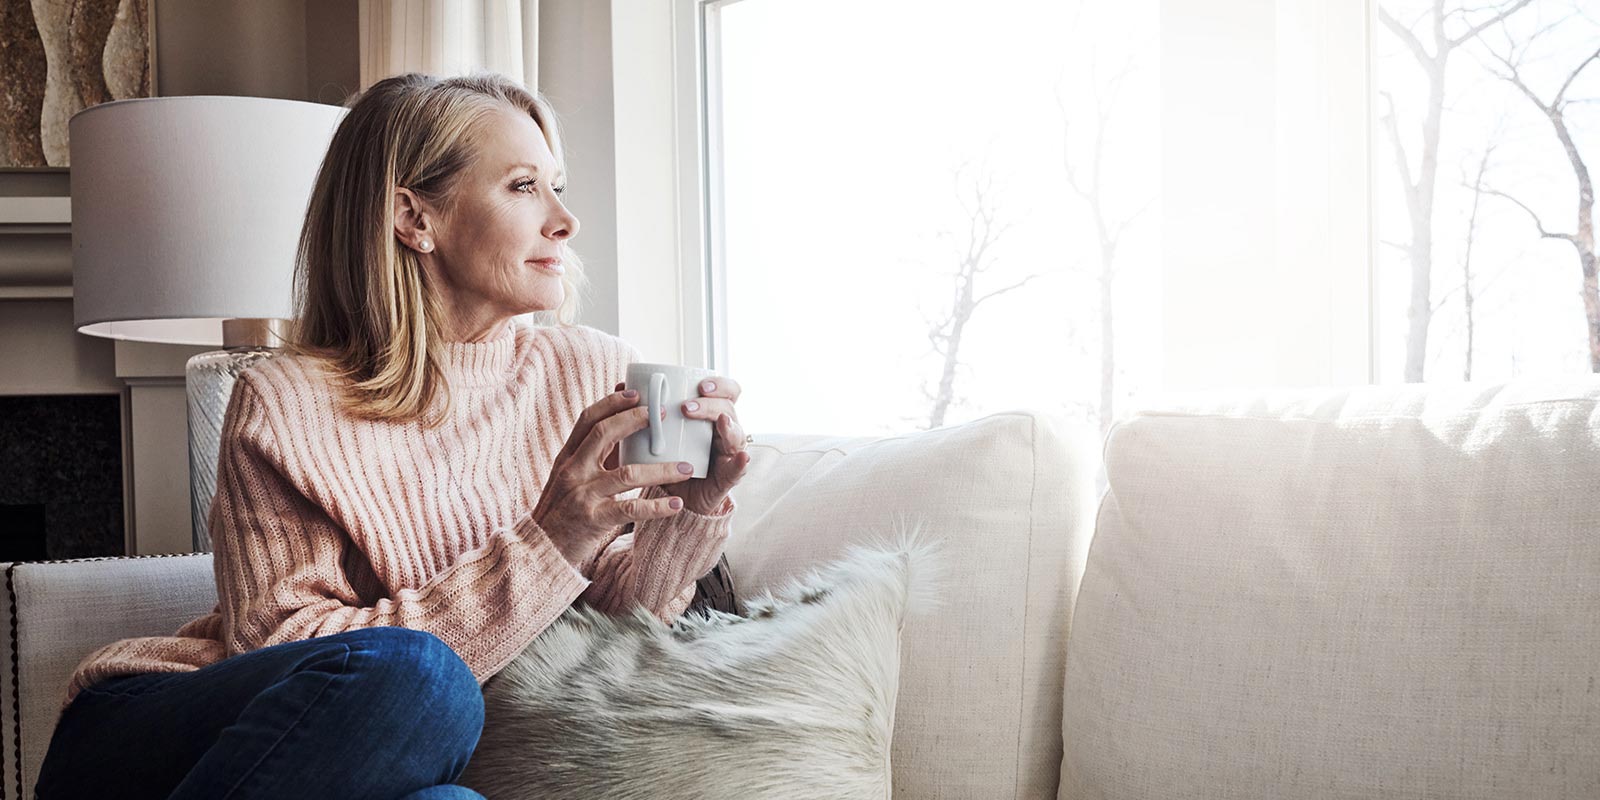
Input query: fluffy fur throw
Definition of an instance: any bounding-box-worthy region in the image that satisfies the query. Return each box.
[459,530,947,799]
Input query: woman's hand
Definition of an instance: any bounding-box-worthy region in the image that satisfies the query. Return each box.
[533,389,698,568]
[613,376,751,515]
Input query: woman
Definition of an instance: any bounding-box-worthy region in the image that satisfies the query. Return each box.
[35,72,751,799]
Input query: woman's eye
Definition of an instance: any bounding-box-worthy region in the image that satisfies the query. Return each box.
[514,179,564,197]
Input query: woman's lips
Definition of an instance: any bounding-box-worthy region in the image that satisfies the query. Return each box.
[530,259,564,274]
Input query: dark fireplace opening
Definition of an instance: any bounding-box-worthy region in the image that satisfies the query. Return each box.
[0,395,126,561]
[0,504,48,561]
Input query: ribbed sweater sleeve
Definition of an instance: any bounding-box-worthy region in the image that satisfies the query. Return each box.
[575,487,735,622]
[209,373,593,683]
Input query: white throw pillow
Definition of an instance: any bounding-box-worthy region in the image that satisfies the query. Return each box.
[460,533,947,800]
[726,412,1097,798]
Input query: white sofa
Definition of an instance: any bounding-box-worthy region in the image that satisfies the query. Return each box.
[4,379,1598,798]
[2,410,1096,799]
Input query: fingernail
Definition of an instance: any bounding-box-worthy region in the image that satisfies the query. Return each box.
[684,400,699,412]
[669,497,683,509]
[677,462,694,474]
[702,380,716,393]
[622,389,638,398]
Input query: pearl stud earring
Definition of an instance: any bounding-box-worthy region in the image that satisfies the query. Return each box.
[418,240,433,252]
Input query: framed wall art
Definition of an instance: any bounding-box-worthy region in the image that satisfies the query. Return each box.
[1,0,158,169]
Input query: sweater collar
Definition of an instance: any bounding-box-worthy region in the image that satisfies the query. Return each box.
[438,319,519,387]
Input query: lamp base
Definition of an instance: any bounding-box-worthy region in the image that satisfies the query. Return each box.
[187,346,280,552]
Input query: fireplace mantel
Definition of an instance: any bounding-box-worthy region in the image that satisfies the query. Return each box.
[0,196,72,300]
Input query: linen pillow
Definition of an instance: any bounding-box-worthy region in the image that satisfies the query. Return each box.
[459,532,947,800]
[1063,379,1600,797]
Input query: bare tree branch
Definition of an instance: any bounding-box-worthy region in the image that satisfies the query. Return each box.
[1449,0,1534,47]
[1481,186,1576,241]
[1554,47,1600,105]
[1475,4,1600,372]
[1380,0,1536,382]
[1380,91,1418,193]
[922,163,1039,430]
[974,274,1040,307]
[1475,18,1593,113]
[1379,5,1435,68]
[1111,200,1153,246]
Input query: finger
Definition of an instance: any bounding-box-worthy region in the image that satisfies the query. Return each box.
[560,388,640,463]
[714,412,747,457]
[707,447,751,492]
[610,493,684,524]
[603,381,625,470]
[577,404,651,465]
[680,396,737,425]
[603,461,694,495]
[718,447,752,479]
[696,376,742,402]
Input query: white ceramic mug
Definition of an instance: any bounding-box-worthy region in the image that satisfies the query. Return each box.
[620,362,716,479]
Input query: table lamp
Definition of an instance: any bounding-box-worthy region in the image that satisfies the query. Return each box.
[69,96,347,552]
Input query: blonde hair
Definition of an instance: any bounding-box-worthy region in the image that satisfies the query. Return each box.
[284,72,588,427]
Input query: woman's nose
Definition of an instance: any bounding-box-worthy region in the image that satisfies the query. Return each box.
[547,208,579,241]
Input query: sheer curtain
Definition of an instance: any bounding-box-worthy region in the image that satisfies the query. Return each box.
[1156,0,1373,394]
[357,0,540,90]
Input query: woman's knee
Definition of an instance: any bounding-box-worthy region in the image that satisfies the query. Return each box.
[329,627,484,737]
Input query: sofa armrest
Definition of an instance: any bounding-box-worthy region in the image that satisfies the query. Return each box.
[1,553,216,799]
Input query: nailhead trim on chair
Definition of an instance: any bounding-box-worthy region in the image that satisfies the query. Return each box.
[6,563,17,800]
[3,552,210,799]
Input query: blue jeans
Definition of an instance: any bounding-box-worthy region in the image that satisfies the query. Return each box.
[35,627,487,799]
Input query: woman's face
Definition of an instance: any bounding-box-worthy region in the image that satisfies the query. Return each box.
[399,107,579,341]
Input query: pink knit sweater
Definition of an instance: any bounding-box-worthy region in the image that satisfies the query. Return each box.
[60,320,735,712]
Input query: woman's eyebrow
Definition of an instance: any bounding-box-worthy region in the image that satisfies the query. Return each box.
[505,163,565,182]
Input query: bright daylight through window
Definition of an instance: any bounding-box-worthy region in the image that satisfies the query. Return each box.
[706,0,1597,437]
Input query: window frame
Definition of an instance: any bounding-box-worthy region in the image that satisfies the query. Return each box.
[669,0,737,372]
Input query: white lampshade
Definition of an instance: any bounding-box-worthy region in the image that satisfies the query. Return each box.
[70,96,348,345]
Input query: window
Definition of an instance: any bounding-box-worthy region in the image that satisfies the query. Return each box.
[703,0,1161,437]
[690,0,1594,438]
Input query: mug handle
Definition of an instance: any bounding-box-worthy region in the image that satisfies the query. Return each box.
[648,372,667,456]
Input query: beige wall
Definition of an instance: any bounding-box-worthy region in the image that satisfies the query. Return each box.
[538,0,696,365]
[154,0,360,103]
[0,0,360,555]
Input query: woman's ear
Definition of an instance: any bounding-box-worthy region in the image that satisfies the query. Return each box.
[393,186,434,252]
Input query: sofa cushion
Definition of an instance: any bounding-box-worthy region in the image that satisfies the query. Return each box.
[728,411,1097,798]
[1063,378,1600,798]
